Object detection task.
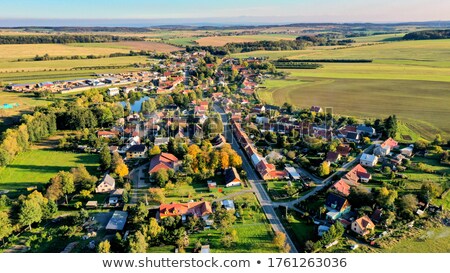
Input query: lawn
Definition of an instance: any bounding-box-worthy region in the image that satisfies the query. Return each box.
[0,148,99,192]
[185,193,278,253]
[382,226,450,253]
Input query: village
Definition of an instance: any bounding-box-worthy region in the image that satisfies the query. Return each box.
[0,48,448,254]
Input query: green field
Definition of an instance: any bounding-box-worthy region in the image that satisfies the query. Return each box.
[382,226,450,253]
[0,149,99,192]
[255,39,450,140]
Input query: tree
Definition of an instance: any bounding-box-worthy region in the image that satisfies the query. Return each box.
[98,240,111,253]
[220,151,230,169]
[71,165,97,192]
[148,188,166,204]
[273,231,290,253]
[376,187,398,208]
[348,186,374,208]
[154,169,169,188]
[115,162,129,178]
[213,208,236,230]
[0,211,13,243]
[420,181,442,202]
[317,161,330,177]
[19,199,43,230]
[399,194,418,218]
[433,134,443,145]
[46,175,63,201]
[59,171,75,204]
[304,240,315,253]
[149,145,161,157]
[100,145,112,171]
[148,218,163,241]
[129,231,148,253]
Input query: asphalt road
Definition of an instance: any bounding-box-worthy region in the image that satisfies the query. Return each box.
[214,103,298,253]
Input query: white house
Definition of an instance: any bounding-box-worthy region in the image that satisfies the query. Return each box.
[107,87,120,96]
[360,153,378,167]
[401,145,414,157]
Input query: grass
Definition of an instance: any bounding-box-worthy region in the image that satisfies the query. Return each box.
[258,76,450,140]
[185,193,278,253]
[382,226,450,253]
[0,148,99,192]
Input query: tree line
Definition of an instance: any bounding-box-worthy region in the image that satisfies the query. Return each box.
[295,35,355,46]
[0,34,144,44]
[277,58,373,63]
[403,29,450,40]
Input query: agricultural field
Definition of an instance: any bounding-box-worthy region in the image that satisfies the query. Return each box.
[111,41,182,52]
[0,148,99,193]
[196,34,298,46]
[256,39,450,140]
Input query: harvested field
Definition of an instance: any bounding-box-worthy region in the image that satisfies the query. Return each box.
[111,41,183,53]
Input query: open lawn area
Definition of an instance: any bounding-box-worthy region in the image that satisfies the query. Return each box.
[185,193,278,253]
[382,226,450,253]
[0,148,99,193]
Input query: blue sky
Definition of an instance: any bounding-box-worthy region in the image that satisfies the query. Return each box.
[0,0,449,23]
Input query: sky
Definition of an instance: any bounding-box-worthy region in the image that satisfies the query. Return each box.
[0,0,449,26]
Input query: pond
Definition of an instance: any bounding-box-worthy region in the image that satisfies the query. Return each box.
[120,96,150,113]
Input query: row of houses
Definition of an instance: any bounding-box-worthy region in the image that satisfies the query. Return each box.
[231,120,287,180]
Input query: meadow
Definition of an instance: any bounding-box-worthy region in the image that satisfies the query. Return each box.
[0,148,99,192]
[382,226,450,253]
[196,34,298,46]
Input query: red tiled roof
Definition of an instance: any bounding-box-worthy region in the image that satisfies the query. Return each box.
[149,153,179,174]
[159,201,212,218]
[332,180,351,196]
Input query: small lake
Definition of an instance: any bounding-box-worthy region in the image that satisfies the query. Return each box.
[120,96,150,113]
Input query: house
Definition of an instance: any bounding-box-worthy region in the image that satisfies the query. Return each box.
[221,200,235,211]
[106,211,128,231]
[343,164,372,184]
[356,125,376,136]
[400,145,414,157]
[346,132,360,143]
[285,167,301,180]
[126,144,148,159]
[149,153,179,174]
[96,174,115,193]
[351,215,375,236]
[154,137,170,146]
[224,167,242,187]
[207,181,217,190]
[109,189,124,206]
[371,208,383,223]
[325,193,351,220]
[331,180,351,196]
[336,145,352,157]
[360,153,378,167]
[158,201,212,221]
[97,130,118,139]
[374,137,399,156]
[107,87,120,96]
[86,201,98,208]
[326,152,341,164]
[200,245,210,253]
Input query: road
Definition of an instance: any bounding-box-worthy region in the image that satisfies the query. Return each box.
[129,163,149,204]
[214,103,298,253]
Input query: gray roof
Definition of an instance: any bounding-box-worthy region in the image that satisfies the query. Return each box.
[102,174,116,187]
[106,211,128,231]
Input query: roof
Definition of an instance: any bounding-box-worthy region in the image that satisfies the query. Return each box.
[381,137,398,149]
[225,167,241,184]
[332,180,351,196]
[353,215,375,230]
[154,137,170,146]
[346,132,359,140]
[361,153,377,162]
[149,153,178,173]
[336,145,352,156]
[371,209,383,222]
[326,152,341,163]
[221,200,235,210]
[106,211,128,231]
[285,167,301,179]
[127,144,147,153]
[102,174,115,187]
[86,201,98,207]
[325,193,349,211]
[159,201,212,218]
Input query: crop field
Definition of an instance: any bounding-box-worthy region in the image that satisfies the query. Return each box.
[112,41,183,52]
[0,148,99,192]
[255,39,450,140]
[196,34,297,46]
